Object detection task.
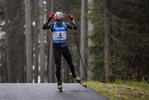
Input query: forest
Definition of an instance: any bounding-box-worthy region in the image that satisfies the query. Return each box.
[0,0,149,83]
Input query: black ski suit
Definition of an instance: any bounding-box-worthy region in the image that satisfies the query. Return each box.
[42,18,77,82]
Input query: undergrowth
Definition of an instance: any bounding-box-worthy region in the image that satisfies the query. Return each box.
[86,80,149,100]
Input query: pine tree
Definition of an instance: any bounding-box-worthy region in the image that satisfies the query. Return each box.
[25,0,33,83]
[39,0,45,83]
[80,0,87,80]
[87,0,94,81]
[104,0,111,82]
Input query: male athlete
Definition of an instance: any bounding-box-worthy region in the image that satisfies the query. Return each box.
[42,12,81,90]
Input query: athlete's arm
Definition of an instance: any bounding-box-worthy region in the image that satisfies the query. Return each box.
[66,14,77,30]
[42,13,54,29]
[65,22,77,30]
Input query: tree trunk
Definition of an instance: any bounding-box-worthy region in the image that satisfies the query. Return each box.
[4,0,11,83]
[104,0,111,82]
[48,0,55,83]
[33,0,39,83]
[39,0,45,83]
[34,25,39,83]
[18,51,22,82]
[80,0,86,80]
[64,60,69,83]
[25,0,33,83]
[87,0,94,81]
[34,29,39,83]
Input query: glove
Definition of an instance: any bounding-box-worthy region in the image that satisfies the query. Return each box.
[49,13,54,19]
[68,14,73,20]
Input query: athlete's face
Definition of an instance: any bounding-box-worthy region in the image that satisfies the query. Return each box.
[56,19,63,26]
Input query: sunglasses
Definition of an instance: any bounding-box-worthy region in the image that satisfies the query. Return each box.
[56,19,63,22]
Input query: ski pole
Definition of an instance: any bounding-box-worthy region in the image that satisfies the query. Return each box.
[71,25,87,81]
[47,19,52,82]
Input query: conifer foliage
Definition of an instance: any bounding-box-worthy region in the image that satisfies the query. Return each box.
[0,0,148,83]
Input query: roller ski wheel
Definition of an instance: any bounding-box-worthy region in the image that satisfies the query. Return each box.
[82,83,87,88]
[59,87,62,92]
[58,81,62,92]
[69,73,87,88]
[58,86,62,92]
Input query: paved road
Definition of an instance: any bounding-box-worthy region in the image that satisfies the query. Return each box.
[0,83,109,100]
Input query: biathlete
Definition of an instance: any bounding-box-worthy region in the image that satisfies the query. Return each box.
[42,12,81,90]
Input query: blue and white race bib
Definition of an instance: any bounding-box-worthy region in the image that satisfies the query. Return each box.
[52,22,67,44]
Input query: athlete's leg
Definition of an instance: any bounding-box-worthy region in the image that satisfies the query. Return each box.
[62,46,75,74]
[53,47,61,82]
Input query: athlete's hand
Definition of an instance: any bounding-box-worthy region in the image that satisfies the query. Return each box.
[68,14,73,20]
[49,13,54,19]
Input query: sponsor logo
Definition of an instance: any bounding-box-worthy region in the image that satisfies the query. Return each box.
[55,27,65,30]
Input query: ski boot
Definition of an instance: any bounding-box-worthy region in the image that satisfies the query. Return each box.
[57,81,62,92]
[72,73,81,83]
[69,73,87,88]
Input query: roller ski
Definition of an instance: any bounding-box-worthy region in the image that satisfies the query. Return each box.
[57,81,62,92]
[69,73,87,88]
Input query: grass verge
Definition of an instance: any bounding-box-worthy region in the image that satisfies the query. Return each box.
[86,80,149,100]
